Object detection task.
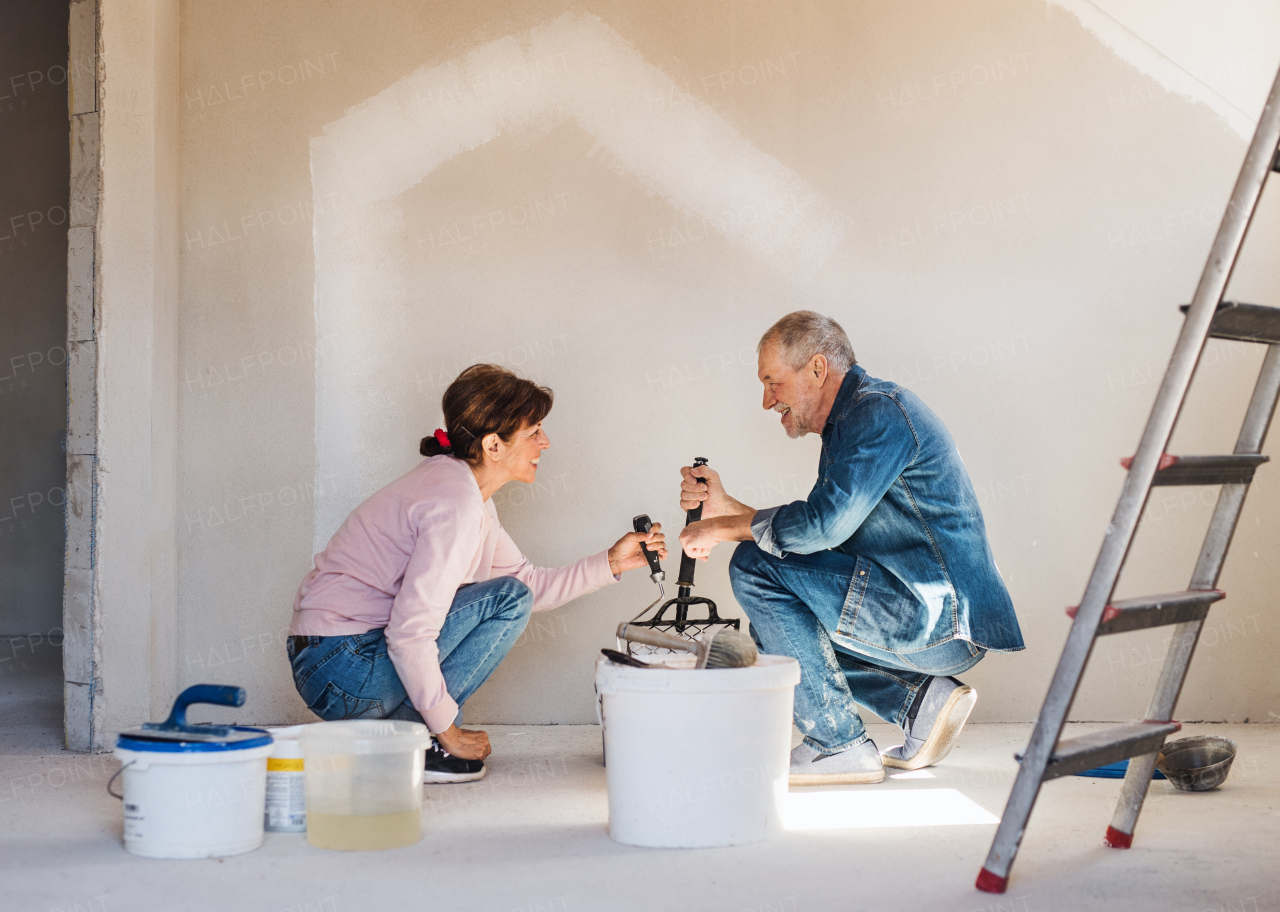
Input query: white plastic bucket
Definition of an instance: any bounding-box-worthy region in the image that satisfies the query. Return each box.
[113,736,273,859]
[596,653,799,848]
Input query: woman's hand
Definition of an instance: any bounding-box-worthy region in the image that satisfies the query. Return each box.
[435,723,491,761]
[607,524,668,575]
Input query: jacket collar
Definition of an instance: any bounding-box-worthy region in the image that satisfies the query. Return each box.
[823,364,865,436]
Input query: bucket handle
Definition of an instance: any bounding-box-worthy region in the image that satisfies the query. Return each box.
[106,760,135,800]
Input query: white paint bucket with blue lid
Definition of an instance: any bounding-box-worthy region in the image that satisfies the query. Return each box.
[111,684,272,859]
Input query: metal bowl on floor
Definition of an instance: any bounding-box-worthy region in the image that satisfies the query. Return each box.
[1156,736,1237,791]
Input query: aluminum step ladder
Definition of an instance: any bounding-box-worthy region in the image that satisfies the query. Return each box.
[976,65,1280,894]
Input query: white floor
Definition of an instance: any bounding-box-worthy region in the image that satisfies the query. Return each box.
[3,643,1278,912]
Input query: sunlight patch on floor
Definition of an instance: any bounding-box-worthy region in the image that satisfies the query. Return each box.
[783,788,999,830]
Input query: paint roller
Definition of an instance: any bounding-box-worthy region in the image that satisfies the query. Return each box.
[614,622,758,669]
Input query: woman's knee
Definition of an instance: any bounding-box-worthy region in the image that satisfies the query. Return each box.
[491,576,534,617]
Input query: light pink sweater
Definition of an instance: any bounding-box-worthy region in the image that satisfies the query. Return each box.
[291,455,617,732]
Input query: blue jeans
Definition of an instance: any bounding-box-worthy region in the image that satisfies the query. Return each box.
[729,542,985,753]
[288,576,533,727]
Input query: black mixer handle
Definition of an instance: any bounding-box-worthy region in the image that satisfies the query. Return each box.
[677,457,709,590]
[632,514,664,581]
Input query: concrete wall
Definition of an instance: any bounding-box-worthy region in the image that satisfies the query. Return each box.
[70,0,181,749]
[0,2,69,637]
[155,0,1280,732]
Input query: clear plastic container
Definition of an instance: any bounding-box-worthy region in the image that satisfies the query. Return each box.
[298,720,432,851]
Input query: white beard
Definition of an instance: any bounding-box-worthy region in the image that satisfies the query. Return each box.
[776,404,808,439]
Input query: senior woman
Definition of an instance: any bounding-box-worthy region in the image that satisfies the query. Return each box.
[288,364,665,783]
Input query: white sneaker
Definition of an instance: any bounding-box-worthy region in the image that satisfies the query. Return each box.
[881,676,976,770]
[789,739,885,786]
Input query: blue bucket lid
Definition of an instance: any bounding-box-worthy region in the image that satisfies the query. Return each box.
[116,726,273,753]
[115,683,273,752]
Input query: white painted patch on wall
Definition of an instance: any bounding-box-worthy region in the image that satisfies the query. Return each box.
[1046,0,1260,140]
[311,11,844,284]
[308,11,847,551]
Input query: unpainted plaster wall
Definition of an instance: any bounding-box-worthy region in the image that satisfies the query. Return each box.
[162,0,1280,731]
[79,0,180,746]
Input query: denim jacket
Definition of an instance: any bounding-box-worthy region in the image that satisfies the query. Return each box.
[751,366,1024,653]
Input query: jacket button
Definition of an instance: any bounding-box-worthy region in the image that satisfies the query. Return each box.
[859,570,866,576]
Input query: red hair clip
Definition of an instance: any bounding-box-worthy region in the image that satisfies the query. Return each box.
[434,428,451,448]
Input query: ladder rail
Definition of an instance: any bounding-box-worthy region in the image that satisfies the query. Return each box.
[979,63,1280,891]
[1231,343,1280,457]
[1086,57,1280,662]
[1109,344,1280,837]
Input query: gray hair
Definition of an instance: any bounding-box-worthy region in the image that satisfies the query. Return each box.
[757,311,856,375]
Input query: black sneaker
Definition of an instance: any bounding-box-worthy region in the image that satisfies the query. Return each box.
[423,742,486,784]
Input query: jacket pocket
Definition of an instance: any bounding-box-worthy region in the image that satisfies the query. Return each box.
[834,557,947,653]
[836,557,872,641]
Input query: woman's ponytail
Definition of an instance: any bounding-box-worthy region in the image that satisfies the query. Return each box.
[420,427,454,457]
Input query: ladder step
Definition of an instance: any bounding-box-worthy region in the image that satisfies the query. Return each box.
[1120,453,1268,485]
[1019,721,1182,781]
[1179,301,1280,344]
[1065,589,1224,635]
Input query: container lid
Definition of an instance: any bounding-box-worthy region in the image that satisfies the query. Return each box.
[265,724,310,739]
[117,725,273,753]
[299,719,432,755]
[115,683,273,752]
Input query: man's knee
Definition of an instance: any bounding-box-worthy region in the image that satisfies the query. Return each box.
[729,542,780,621]
[728,540,768,588]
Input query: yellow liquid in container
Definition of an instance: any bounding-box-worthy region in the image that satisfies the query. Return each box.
[306,810,421,851]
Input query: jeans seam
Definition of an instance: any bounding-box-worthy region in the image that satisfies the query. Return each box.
[439,591,530,702]
[803,732,867,754]
[343,631,385,661]
[353,636,389,702]
[764,611,854,750]
[293,638,352,692]
[311,681,384,719]
[837,659,921,691]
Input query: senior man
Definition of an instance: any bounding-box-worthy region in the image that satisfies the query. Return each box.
[679,311,1023,785]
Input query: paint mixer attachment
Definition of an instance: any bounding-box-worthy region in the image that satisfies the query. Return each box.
[623,458,740,655]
